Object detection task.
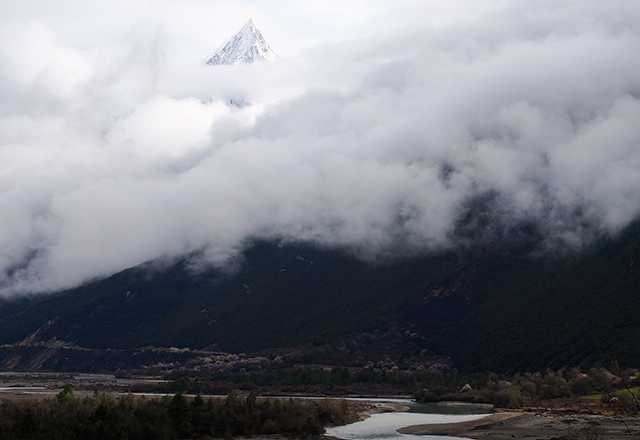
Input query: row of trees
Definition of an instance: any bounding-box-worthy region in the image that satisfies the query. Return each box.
[164,366,491,396]
[414,367,639,409]
[164,365,638,405]
[165,364,638,411]
[0,387,357,440]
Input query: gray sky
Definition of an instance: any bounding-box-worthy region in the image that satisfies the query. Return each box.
[1,0,640,295]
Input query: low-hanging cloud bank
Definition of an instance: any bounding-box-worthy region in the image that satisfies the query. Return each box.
[1,1,640,296]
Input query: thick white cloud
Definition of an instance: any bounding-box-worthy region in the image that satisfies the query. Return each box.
[1,1,640,295]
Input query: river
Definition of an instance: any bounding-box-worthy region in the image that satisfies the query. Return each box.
[326,399,492,440]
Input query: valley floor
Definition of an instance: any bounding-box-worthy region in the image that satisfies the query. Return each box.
[0,371,167,399]
[3,371,639,439]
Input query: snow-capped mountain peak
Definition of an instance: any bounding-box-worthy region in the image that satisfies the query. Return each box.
[204,19,277,66]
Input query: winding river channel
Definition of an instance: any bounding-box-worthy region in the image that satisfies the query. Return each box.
[326,399,492,440]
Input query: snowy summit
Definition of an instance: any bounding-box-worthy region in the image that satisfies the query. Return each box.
[204,19,277,65]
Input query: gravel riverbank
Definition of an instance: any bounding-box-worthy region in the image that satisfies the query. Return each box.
[399,410,640,440]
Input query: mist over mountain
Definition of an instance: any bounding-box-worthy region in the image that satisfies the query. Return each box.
[2,218,640,373]
[0,2,640,296]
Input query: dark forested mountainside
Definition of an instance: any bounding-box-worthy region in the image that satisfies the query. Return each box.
[1,220,639,373]
[408,220,640,372]
[0,243,464,352]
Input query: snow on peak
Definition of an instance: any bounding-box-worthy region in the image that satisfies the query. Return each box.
[204,19,277,66]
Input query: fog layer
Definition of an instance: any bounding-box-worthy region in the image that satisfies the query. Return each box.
[1,2,640,295]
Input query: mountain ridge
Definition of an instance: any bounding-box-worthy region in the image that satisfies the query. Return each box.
[204,19,277,65]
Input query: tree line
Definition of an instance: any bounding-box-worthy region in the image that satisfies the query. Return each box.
[0,386,357,440]
[163,365,639,410]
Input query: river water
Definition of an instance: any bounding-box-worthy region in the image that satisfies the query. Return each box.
[326,399,491,440]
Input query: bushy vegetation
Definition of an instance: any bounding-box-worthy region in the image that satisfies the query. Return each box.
[176,366,446,389]
[412,366,640,411]
[0,387,357,440]
[161,366,493,398]
[156,364,640,414]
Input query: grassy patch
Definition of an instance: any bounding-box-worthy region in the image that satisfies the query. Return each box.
[583,387,640,402]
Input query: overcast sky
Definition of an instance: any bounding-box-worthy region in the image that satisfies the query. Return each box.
[1,0,640,296]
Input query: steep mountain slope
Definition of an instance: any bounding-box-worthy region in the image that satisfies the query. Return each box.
[0,243,463,352]
[1,221,639,373]
[204,19,277,65]
[408,222,640,372]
